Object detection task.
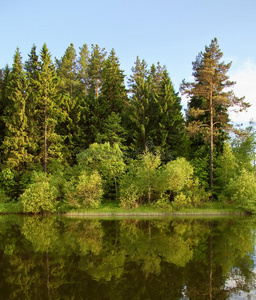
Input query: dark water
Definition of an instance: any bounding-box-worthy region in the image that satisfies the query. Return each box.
[0,215,255,299]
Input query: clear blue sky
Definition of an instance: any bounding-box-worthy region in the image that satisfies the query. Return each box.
[2,0,256,123]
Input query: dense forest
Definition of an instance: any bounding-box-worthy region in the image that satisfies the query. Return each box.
[0,38,255,213]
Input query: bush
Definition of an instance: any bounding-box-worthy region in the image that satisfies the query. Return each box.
[76,171,103,208]
[20,172,58,213]
[119,184,139,209]
[172,193,191,210]
[64,171,103,209]
[160,157,194,193]
[220,169,256,213]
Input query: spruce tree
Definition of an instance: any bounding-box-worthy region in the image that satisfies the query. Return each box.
[56,43,78,100]
[1,48,30,170]
[101,49,128,115]
[38,44,63,172]
[88,44,106,98]
[25,45,42,165]
[77,43,89,97]
[180,37,250,198]
[56,44,85,162]
[152,70,187,159]
[0,65,11,148]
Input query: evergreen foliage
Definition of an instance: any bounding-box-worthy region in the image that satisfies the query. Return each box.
[0,39,254,213]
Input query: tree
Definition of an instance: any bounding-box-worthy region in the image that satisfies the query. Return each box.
[24,45,42,165]
[180,37,250,198]
[101,49,128,115]
[39,44,63,173]
[0,65,11,148]
[151,70,187,159]
[56,44,86,163]
[1,48,30,170]
[77,142,126,200]
[77,43,90,97]
[88,44,106,98]
[126,58,154,151]
[56,43,78,101]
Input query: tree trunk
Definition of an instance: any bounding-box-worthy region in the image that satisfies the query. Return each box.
[148,168,151,204]
[96,78,99,99]
[210,83,214,201]
[114,177,118,201]
[44,83,47,173]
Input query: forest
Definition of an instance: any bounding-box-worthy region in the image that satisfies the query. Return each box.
[0,38,255,213]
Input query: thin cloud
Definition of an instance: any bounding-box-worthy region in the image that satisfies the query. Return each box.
[229,59,256,124]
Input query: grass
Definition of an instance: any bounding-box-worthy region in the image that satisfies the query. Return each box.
[0,202,23,214]
[65,201,245,216]
[0,200,245,216]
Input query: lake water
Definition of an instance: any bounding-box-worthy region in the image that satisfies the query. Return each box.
[0,215,255,299]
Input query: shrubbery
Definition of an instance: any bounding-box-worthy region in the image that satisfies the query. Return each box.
[64,170,103,209]
[20,172,58,213]
[219,169,256,213]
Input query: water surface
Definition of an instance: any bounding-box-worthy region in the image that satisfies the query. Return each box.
[0,215,255,299]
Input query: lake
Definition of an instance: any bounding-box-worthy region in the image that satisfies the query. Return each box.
[0,215,255,299]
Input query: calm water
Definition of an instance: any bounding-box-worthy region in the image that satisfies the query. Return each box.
[0,215,256,299]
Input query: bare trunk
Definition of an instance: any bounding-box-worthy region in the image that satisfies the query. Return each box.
[114,177,118,201]
[210,83,214,201]
[44,85,47,173]
[209,234,213,300]
[96,78,99,99]
[46,251,50,299]
[148,168,151,205]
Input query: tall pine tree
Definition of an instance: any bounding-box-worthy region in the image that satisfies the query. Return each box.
[181,38,250,198]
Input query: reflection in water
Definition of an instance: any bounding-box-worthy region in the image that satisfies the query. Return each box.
[0,215,255,299]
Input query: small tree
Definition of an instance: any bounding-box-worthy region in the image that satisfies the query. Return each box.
[20,172,58,213]
[77,142,126,200]
[136,150,161,204]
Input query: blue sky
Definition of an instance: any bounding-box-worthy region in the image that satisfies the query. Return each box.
[2,0,256,123]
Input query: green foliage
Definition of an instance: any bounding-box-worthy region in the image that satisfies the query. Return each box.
[77,142,126,200]
[214,142,238,196]
[119,151,161,207]
[64,170,103,208]
[232,124,256,172]
[20,172,58,213]
[219,169,256,213]
[0,168,17,198]
[160,157,194,193]
[1,48,31,169]
[76,171,103,208]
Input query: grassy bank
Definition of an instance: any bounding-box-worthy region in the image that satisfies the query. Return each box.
[65,202,245,217]
[0,201,246,216]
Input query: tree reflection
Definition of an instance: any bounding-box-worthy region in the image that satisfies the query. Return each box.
[0,215,255,299]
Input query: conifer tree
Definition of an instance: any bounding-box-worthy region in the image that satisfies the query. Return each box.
[181,37,250,198]
[152,70,187,159]
[77,43,89,97]
[88,44,106,98]
[126,57,151,151]
[56,44,85,162]
[101,49,128,115]
[38,44,63,172]
[1,48,30,170]
[56,43,78,100]
[0,65,11,148]
[25,45,41,164]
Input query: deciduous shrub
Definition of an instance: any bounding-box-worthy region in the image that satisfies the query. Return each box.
[64,171,103,208]
[20,172,58,213]
[220,169,256,213]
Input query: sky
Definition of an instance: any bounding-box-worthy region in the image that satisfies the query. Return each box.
[1,0,256,125]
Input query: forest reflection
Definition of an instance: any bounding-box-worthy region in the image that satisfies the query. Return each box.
[0,216,255,299]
